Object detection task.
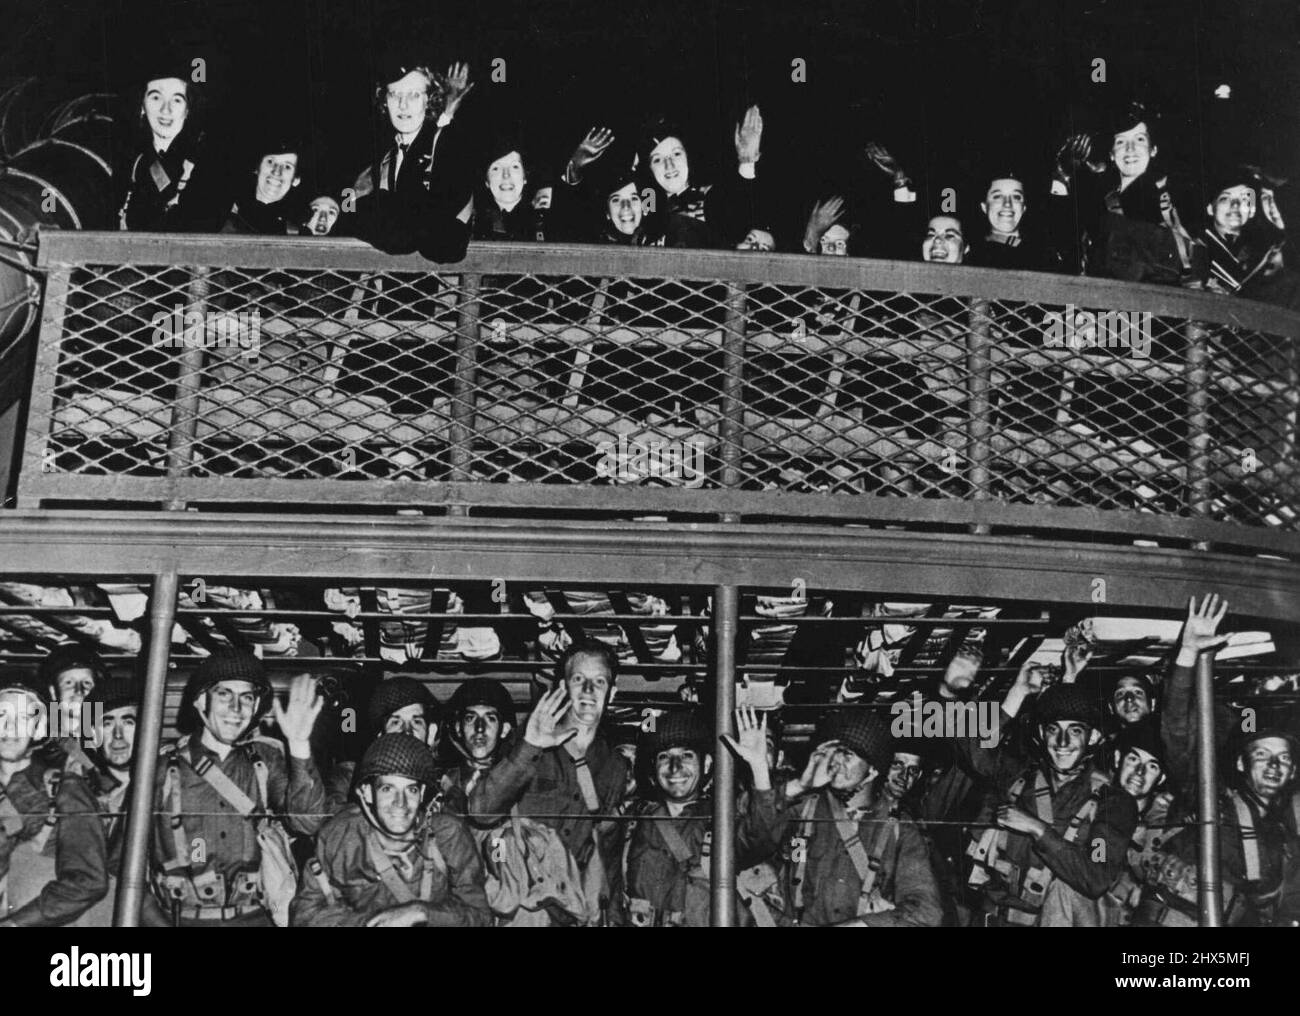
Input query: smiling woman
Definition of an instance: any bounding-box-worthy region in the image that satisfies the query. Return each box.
[117,59,226,232]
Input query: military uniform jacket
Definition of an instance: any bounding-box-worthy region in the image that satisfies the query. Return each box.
[961,730,1138,909]
[764,789,942,927]
[623,789,778,926]
[151,733,326,881]
[0,760,107,926]
[290,804,490,927]
[469,731,629,870]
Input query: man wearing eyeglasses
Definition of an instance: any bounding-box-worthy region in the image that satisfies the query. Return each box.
[143,653,326,926]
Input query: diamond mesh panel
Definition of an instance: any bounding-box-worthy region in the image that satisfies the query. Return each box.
[24,255,1300,529]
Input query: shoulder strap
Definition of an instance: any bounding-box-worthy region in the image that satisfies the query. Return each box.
[0,786,22,838]
[30,769,63,853]
[419,827,447,903]
[790,794,820,915]
[1229,790,1262,882]
[186,752,258,817]
[1030,771,1054,825]
[251,756,270,814]
[308,857,336,906]
[572,756,601,814]
[827,795,887,896]
[162,751,190,871]
[655,804,700,867]
[365,830,417,905]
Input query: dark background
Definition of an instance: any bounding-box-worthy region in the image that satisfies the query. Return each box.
[3,0,1298,230]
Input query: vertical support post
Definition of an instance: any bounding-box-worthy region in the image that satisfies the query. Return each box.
[164,267,210,511]
[718,282,747,523]
[113,568,179,927]
[711,583,739,927]
[16,264,70,508]
[966,298,993,535]
[1195,651,1223,927]
[447,274,481,516]
[1185,319,1212,551]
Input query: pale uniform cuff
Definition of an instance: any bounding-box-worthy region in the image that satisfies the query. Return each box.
[1051,179,1069,196]
[893,186,917,203]
[738,162,757,180]
[436,112,453,128]
[1175,648,1199,669]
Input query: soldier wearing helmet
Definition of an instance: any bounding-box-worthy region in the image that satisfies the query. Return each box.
[35,643,108,777]
[0,670,108,927]
[292,733,488,927]
[1133,593,1299,927]
[620,707,782,928]
[326,676,440,814]
[1097,719,1174,926]
[438,677,515,815]
[964,670,1138,927]
[751,708,941,926]
[143,653,326,926]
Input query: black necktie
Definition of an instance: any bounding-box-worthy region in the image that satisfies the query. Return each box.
[387,142,408,189]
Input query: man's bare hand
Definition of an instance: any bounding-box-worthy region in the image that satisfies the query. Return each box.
[1061,643,1093,684]
[524,686,576,749]
[1179,593,1230,657]
[720,707,768,772]
[273,674,324,755]
[996,805,1047,838]
[734,105,763,164]
[799,741,836,792]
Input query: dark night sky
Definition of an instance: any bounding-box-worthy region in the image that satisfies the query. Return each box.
[3,0,1298,227]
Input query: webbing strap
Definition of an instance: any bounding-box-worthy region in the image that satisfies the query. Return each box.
[1020,775,1102,907]
[1230,791,1262,883]
[790,794,818,915]
[30,770,61,853]
[190,754,257,816]
[366,831,418,905]
[163,758,188,871]
[748,897,777,928]
[366,828,444,905]
[827,795,892,898]
[572,757,601,814]
[967,774,1030,887]
[308,858,336,907]
[656,805,698,867]
[0,788,22,838]
[252,758,270,813]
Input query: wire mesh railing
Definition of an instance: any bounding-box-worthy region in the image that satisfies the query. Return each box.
[16,233,1300,544]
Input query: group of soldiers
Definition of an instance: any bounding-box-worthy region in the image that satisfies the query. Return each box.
[0,591,1296,927]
